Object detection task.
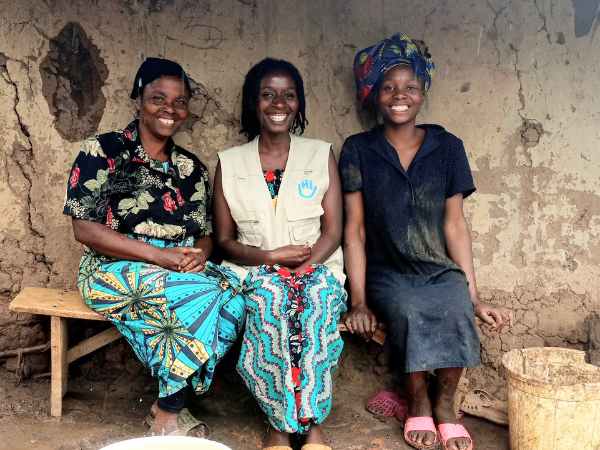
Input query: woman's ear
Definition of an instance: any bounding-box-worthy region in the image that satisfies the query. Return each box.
[135,98,142,118]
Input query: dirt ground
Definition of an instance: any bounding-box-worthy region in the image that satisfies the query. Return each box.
[0,338,509,450]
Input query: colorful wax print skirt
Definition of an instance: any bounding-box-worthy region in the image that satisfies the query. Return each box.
[237,264,347,433]
[77,236,245,398]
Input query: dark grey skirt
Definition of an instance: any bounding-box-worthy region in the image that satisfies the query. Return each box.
[367,267,480,373]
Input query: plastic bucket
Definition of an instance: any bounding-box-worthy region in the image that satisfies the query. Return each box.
[502,347,600,450]
[99,436,232,450]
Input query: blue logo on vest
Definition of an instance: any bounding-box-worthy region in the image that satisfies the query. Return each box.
[297,179,317,200]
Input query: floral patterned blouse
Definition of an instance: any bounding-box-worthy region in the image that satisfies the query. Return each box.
[63,120,211,243]
[264,169,284,209]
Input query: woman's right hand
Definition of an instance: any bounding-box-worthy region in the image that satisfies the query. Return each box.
[268,245,311,268]
[151,247,204,272]
[344,304,378,340]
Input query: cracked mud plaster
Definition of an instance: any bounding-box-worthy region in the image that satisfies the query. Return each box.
[469,285,591,398]
[0,0,599,395]
[40,22,108,142]
[0,54,50,352]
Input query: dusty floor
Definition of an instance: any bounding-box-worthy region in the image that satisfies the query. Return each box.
[0,339,509,450]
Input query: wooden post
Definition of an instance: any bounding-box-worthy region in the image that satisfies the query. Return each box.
[50,316,68,417]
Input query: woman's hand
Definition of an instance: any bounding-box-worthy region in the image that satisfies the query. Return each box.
[343,304,378,340]
[474,302,512,332]
[178,247,208,273]
[269,245,311,268]
[152,247,205,272]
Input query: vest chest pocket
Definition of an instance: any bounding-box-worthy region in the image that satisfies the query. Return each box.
[235,210,263,247]
[287,204,323,245]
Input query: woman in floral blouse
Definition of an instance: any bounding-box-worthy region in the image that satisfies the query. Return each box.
[63,58,245,436]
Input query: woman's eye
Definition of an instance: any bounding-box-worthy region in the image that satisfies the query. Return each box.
[174,98,189,108]
[382,85,394,92]
[285,92,297,100]
[151,96,165,105]
[261,92,274,99]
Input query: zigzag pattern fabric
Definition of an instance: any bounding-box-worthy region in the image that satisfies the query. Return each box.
[237,264,347,433]
[79,247,245,398]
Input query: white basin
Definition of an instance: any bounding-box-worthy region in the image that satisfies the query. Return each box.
[99,436,233,450]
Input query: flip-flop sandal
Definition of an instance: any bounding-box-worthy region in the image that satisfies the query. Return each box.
[366,390,405,417]
[460,389,508,425]
[145,408,209,437]
[404,416,439,450]
[437,423,473,450]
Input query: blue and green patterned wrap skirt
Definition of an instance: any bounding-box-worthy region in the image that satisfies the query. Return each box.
[237,264,347,433]
[77,236,245,398]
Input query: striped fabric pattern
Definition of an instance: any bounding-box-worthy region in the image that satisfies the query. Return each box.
[237,264,347,433]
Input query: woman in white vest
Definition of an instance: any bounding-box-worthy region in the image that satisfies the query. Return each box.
[213,58,347,450]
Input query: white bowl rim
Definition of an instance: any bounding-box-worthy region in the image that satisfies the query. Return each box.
[99,436,232,450]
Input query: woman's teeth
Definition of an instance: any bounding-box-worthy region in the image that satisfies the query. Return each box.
[391,105,409,112]
[269,114,287,123]
[158,118,175,126]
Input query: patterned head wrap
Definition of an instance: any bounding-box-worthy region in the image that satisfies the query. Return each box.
[130,57,191,99]
[353,33,435,104]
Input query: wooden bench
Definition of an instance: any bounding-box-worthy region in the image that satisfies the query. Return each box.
[9,288,121,417]
[8,287,385,418]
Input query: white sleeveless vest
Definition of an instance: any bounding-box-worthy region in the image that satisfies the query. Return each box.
[219,134,345,284]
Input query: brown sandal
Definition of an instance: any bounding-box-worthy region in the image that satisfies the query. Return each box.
[460,389,508,425]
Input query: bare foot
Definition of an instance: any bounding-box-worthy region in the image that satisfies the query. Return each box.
[434,368,471,450]
[434,396,471,450]
[405,373,437,448]
[263,426,291,448]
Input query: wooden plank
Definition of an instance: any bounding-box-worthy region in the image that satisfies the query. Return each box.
[338,323,386,346]
[50,316,68,417]
[67,328,121,364]
[9,287,106,321]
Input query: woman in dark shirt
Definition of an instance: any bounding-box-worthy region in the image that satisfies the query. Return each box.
[63,58,245,436]
[340,34,510,450]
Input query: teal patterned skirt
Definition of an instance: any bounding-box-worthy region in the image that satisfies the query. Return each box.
[77,236,245,398]
[237,264,347,433]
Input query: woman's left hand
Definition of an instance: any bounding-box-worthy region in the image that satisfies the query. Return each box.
[474,302,512,332]
[178,248,208,273]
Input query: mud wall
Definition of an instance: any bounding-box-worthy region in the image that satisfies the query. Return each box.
[1,0,599,393]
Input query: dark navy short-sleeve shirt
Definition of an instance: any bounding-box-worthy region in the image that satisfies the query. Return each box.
[339,124,475,276]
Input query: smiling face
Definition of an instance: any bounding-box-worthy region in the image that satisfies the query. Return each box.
[138,75,190,140]
[377,65,425,127]
[256,71,299,136]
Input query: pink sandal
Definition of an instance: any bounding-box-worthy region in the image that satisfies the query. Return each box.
[366,390,407,419]
[403,416,439,450]
[437,423,473,450]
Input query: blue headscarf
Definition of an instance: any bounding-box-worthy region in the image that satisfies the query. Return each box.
[353,33,435,104]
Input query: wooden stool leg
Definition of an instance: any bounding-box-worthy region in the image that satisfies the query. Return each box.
[50,316,68,417]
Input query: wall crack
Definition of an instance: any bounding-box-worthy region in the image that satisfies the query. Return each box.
[0,54,51,285]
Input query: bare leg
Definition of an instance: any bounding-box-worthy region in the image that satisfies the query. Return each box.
[263,426,292,448]
[434,368,471,450]
[405,371,436,448]
[150,403,179,435]
[305,424,326,445]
